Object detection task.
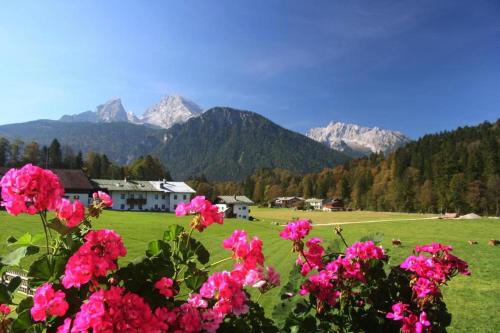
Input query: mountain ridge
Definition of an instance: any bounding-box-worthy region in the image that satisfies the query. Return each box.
[307,121,410,157]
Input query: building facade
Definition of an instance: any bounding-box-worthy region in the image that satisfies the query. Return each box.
[92,179,195,212]
[215,195,254,219]
[305,198,323,210]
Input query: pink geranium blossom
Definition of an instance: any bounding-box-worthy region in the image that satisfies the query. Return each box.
[57,198,85,227]
[297,237,325,275]
[31,283,69,322]
[71,287,163,332]
[279,219,312,242]
[155,277,177,298]
[92,191,113,207]
[0,304,11,316]
[62,229,127,288]
[175,196,224,232]
[0,164,64,215]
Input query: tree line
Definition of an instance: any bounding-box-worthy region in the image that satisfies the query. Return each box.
[189,120,500,215]
[0,138,170,181]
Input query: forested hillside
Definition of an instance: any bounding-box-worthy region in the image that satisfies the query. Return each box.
[190,120,500,215]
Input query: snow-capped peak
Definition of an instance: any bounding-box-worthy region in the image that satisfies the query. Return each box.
[306,121,410,156]
[141,95,202,129]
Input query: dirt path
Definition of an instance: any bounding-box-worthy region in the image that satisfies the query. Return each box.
[290,216,440,227]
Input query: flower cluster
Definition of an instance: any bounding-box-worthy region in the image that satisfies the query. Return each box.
[386,303,431,333]
[57,198,85,227]
[0,164,64,215]
[0,304,10,316]
[62,229,127,288]
[155,277,177,298]
[60,286,164,332]
[400,243,470,300]
[31,283,69,322]
[296,237,325,275]
[175,196,224,232]
[279,219,312,243]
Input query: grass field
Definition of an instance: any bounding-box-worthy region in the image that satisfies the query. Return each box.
[0,208,499,332]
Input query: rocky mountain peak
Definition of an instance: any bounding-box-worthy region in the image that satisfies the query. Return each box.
[307,121,410,156]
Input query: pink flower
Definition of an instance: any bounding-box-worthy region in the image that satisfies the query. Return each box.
[155,277,177,298]
[62,229,127,288]
[175,196,224,232]
[386,302,409,321]
[415,243,452,254]
[0,164,64,215]
[56,318,72,333]
[416,312,431,333]
[200,271,249,315]
[72,287,164,332]
[345,241,385,261]
[92,191,113,207]
[280,219,312,242]
[31,283,69,322]
[188,293,208,308]
[57,198,85,227]
[297,237,325,275]
[0,304,11,315]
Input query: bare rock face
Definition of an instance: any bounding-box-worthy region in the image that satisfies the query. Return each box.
[141,95,202,129]
[60,95,202,129]
[307,121,410,156]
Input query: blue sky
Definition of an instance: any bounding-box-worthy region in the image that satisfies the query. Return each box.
[0,0,498,138]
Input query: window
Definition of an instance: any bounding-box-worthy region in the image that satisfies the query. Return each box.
[139,194,143,199]
[155,194,158,200]
[242,206,247,210]
[161,204,165,209]
[73,195,80,199]
[130,194,135,199]
[183,194,187,200]
[154,204,158,209]
[174,194,178,200]
[121,194,125,199]
[120,204,125,210]
[161,194,166,199]
[174,204,177,210]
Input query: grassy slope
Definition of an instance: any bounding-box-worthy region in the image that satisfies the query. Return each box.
[0,209,498,332]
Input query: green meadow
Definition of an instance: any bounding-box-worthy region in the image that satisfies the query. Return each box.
[0,208,498,332]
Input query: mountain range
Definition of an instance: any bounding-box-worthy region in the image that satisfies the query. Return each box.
[306,122,410,157]
[0,95,411,180]
[60,95,202,129]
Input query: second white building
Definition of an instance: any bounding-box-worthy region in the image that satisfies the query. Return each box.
[92,179,195,212]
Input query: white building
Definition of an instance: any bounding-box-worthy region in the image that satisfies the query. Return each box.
[305,198,323,210]
[215,195,254,220]
[92,179,195,212]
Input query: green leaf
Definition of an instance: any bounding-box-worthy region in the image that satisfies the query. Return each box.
[185,270,208,290]
[0,284,11,303]
[360,232,384,244]
[28,254,68,286]
[1,245,39,266]
[17,297,34,313]
[163,224,184,241]
[7,276,22,292]
[6,235,18,245]
[11,309,34,333]
[146,240,171,257]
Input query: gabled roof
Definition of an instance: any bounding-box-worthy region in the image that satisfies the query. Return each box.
[92,179,158,192]
[217,195,254,205]
[275,196,304,201]
[150,181,196,193]
[0,167,95,191]
[305,198,323,203]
